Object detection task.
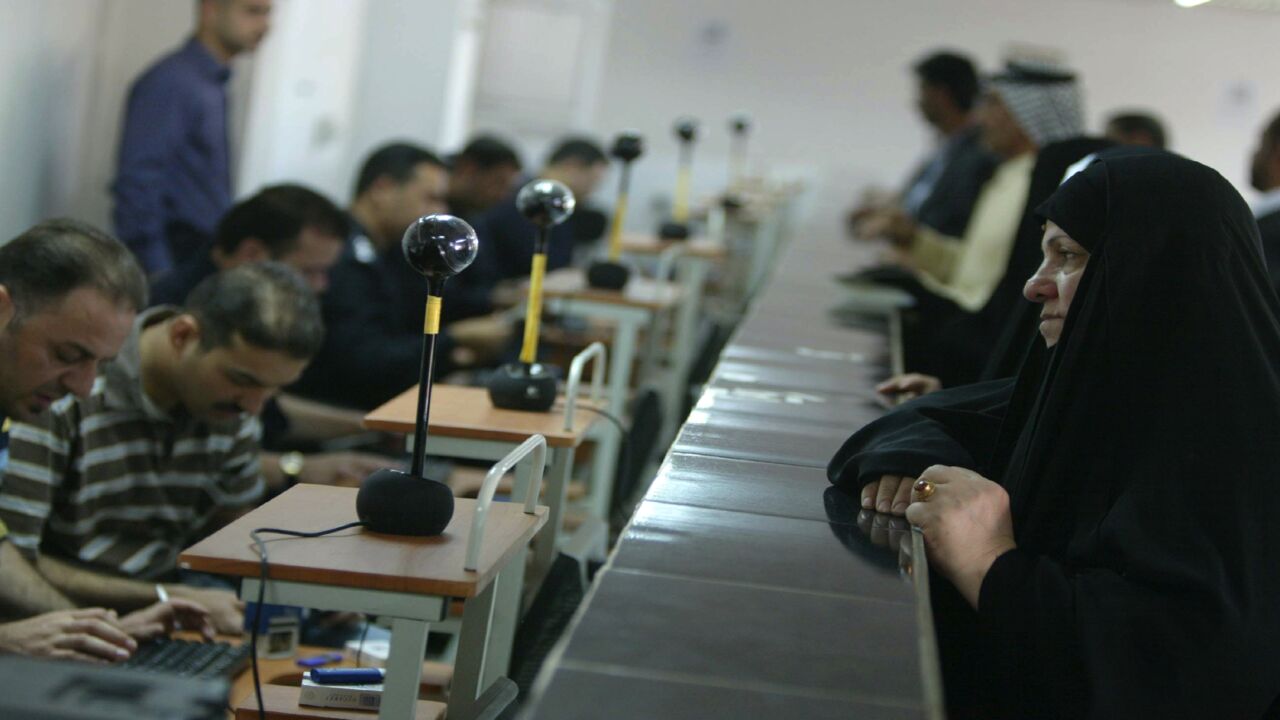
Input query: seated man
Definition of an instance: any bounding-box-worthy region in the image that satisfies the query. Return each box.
[851,50,997,239]
[446,134,524,224]
[0,219,211,660]
[149,184,384,486]
[471,136,611,290]
[0,263,323,634]
[863,61,1085,385]
[150,183,347,306]
[292,142,511,410]
[444,135,526,323]
[1104,110,1168,149]
[1249,110,1280,292]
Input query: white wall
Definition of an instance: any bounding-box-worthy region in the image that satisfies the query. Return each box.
[590,0,1280,239]
[74,1,197,233]
[470,0,613,162]
[237,0,370,201]
[1,0,480,240]
[0,0,220,241]
[0,0,106,239]
[4,0,1280,244]
[334,0,480,202]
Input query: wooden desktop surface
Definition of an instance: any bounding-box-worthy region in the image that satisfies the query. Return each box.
[361,384,599,448]
[541,267,682,310]
[180,485,547,599]
[619,232,727,260]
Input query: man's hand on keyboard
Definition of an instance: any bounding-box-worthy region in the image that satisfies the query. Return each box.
[166,586,244,635]
[118,599,215,642]
[0,608,137,663]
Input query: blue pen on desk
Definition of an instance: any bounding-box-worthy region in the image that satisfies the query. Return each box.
[296,652,345,668]
[310,667,386,685]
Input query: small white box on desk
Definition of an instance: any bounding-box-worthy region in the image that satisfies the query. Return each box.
[298,678,384,711]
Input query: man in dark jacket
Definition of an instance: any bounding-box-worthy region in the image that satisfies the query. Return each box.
[1250,110,1280,292]
[292,143,510,410]
[851,50,997,238]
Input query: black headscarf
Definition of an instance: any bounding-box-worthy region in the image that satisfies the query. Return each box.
[826,140,1114,488]
[980,144,1179,381]
[893,137,1114,385]
[971,152,1280,718]
[975,136,1114,380]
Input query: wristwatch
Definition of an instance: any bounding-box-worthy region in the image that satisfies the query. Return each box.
[279,451,305,486]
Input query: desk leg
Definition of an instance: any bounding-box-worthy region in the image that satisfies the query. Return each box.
[485,549,525,691]
[381,617,430,720]
[589,316,638,520]
[532,447,573,586]
[889,308,905,376]
[638,303,668,386]
[664,256,708,445]
[451,570,498,720]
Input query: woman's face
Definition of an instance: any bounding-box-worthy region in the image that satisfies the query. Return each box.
[1023,222,1090,347]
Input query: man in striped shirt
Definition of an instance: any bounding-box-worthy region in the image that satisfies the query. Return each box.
[0,220,217,661]
[0,263,323,635]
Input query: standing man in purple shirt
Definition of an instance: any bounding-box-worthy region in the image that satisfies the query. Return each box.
[112,0,273,275]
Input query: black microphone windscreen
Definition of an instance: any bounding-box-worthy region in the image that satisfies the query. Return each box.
[357,469,455,536]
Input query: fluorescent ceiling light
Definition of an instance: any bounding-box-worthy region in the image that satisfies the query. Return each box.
[1174,0,1213,6]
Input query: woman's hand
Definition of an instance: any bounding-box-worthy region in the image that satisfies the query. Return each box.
[861,475,917,516]
[906,465,1017,608]
[875,373,942,405]
[856,509,911,551]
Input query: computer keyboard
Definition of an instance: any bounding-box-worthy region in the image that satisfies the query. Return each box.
[121,637,251,679]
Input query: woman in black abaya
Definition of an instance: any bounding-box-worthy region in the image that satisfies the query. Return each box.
[844,152,1280,718]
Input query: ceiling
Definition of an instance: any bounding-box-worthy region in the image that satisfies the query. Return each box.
[1135,0,1280,12]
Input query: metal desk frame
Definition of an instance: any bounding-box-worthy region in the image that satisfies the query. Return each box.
[240,436,550,720]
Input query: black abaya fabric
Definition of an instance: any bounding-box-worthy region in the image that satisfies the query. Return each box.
[975,153,1280,718]
[830,152,1280,718]
[980,143,1169,381]
[825,377,1014,492]
[974,137,1113,380]
[898,138,1113,386]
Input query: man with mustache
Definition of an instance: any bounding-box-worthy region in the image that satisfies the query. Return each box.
[0,219,213,661]
[0,263,322,635]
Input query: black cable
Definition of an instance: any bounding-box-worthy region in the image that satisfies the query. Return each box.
[555,403,633,518]
[354,614,370,667]
[572,404,627,439]
[248,521,367,720]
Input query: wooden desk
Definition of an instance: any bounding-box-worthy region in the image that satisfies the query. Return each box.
[364,384,601,584]
[542,266,681,310]
[619,232,728,260]
[363,385,596,449]
[536,268,684,516]
[182,485,547,720]
[618,234,727,439]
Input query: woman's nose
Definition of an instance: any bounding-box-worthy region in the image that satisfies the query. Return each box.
[1024,271,1058,303]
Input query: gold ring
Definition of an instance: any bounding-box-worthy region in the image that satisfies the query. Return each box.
[912,478,935,501]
